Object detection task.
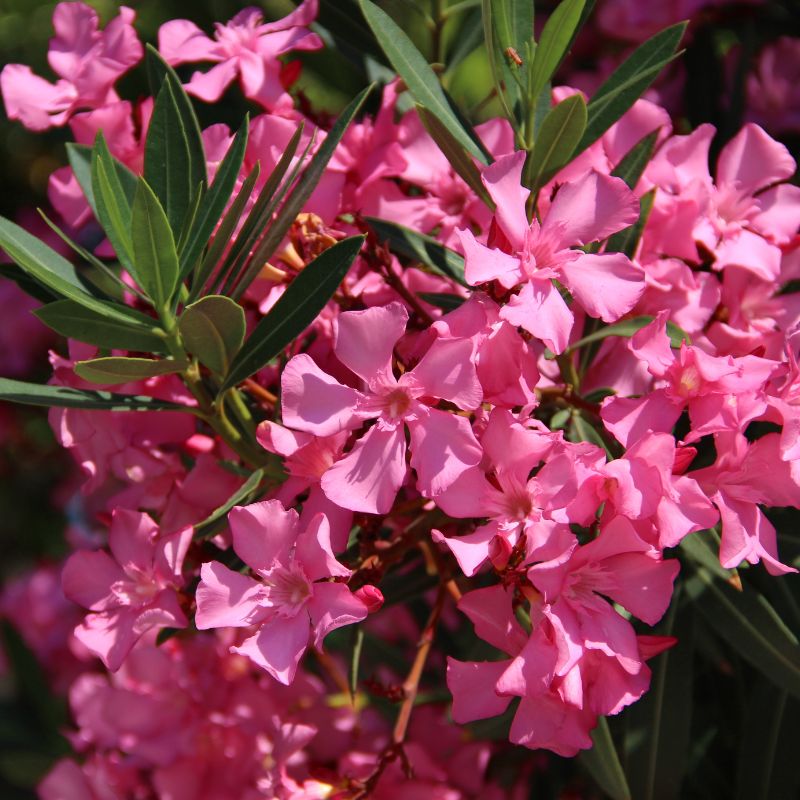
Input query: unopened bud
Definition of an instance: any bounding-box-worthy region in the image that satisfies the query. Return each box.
[355,585,384,613]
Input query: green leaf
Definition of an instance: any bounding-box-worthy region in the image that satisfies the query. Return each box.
[577,23,686,153]
[445,8,484,74]
[524,93,587,193]
[37,210,148,304]
[144,51,207,235]
[685,566,800,700]
[359,0,487,163]
[565,315,690,354]
[178,295,245,375]
[131,180,181,308]
[491,0,534,64]
[679,528,737,583]
[222,236,364,391]
[606,187,656,257]
[229,87,371,301]
[579,716,631,800]
[67,142,137,223]
[529,0,586,107]
[90,133,136,271]
[365,217,467,286]
[568,410,613,458]
[416,105,495,209]
[0,215,146,324]
[610,129,659,190]
[218,123,307,298]
[0,377,194,412]
[418,292,466,311]
[34,300,166,352]
[74,356,185,385]
[481,0,523,133]
[735,683,800,800]
[349,626,365,696]
[625,596,694,800]
[194,467,266,539]
[190,164,260,302]
[179,117,249,283]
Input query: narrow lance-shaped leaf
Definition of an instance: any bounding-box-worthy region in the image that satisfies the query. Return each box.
[685,566,800,701]
[38,209,149,305]
[578,716,631,800]
[481,0,523,134]
[418,292,466,312]
[35,300,167,353]
[624,596,694,800]
[194,467,267,539]
[365,217,467,286]
[524,93,587,194]
[67,141,138,224]
[491,0,534,70]
[416,105,495,210]
[74,356,186,385]
[0,216,151,325]
[221,236,365,391]
[144,47,207,236]
[91,132,136,271]
[190,164,260,303]
[564,315,690,354]
[606,188,655,258]
[131,180,181,309]
[359,0,487,164]
[445,8,484,75]
[178,116,249,283]
[349,626,365,697]
[679,527,738,583]
[178,295,245,376]
[219,123,308,298]
[528,0,586,112]
[735,683,799,800]
[577,23,686,153]
[229,88,371,302]
[611,129,659,189]
[0,377,196,412]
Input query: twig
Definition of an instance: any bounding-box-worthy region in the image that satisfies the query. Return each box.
[242,378,277,407]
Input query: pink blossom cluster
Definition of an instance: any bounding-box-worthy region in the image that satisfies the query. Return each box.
[0,2,798,798]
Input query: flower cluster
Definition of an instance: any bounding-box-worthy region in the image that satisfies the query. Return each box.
[0,1,798,798]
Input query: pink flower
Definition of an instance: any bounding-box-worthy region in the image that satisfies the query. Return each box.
[0,3,142,131]
[746,37,800,135]
[446,570,674,756]
[690,432,799,575]
[195,500,370,684]
[61,510,192,671]
[459,152,643,353]
[281,302,483,513]
[158,2,322,111]
[574,432,718,548]
[644,123,800,279]
[601,311,779,446]
[432,408,579,576]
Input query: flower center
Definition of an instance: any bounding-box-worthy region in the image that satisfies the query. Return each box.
[264,563,312,617]
[382,388,412,420]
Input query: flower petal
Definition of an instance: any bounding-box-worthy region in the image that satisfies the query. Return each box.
[195,561,268,629]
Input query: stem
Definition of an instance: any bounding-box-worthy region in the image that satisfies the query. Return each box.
[381,263,435,326]
[393,581,447,744]
[243,378,278,407]
[159,304,266,469]
[431,0,446,64]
